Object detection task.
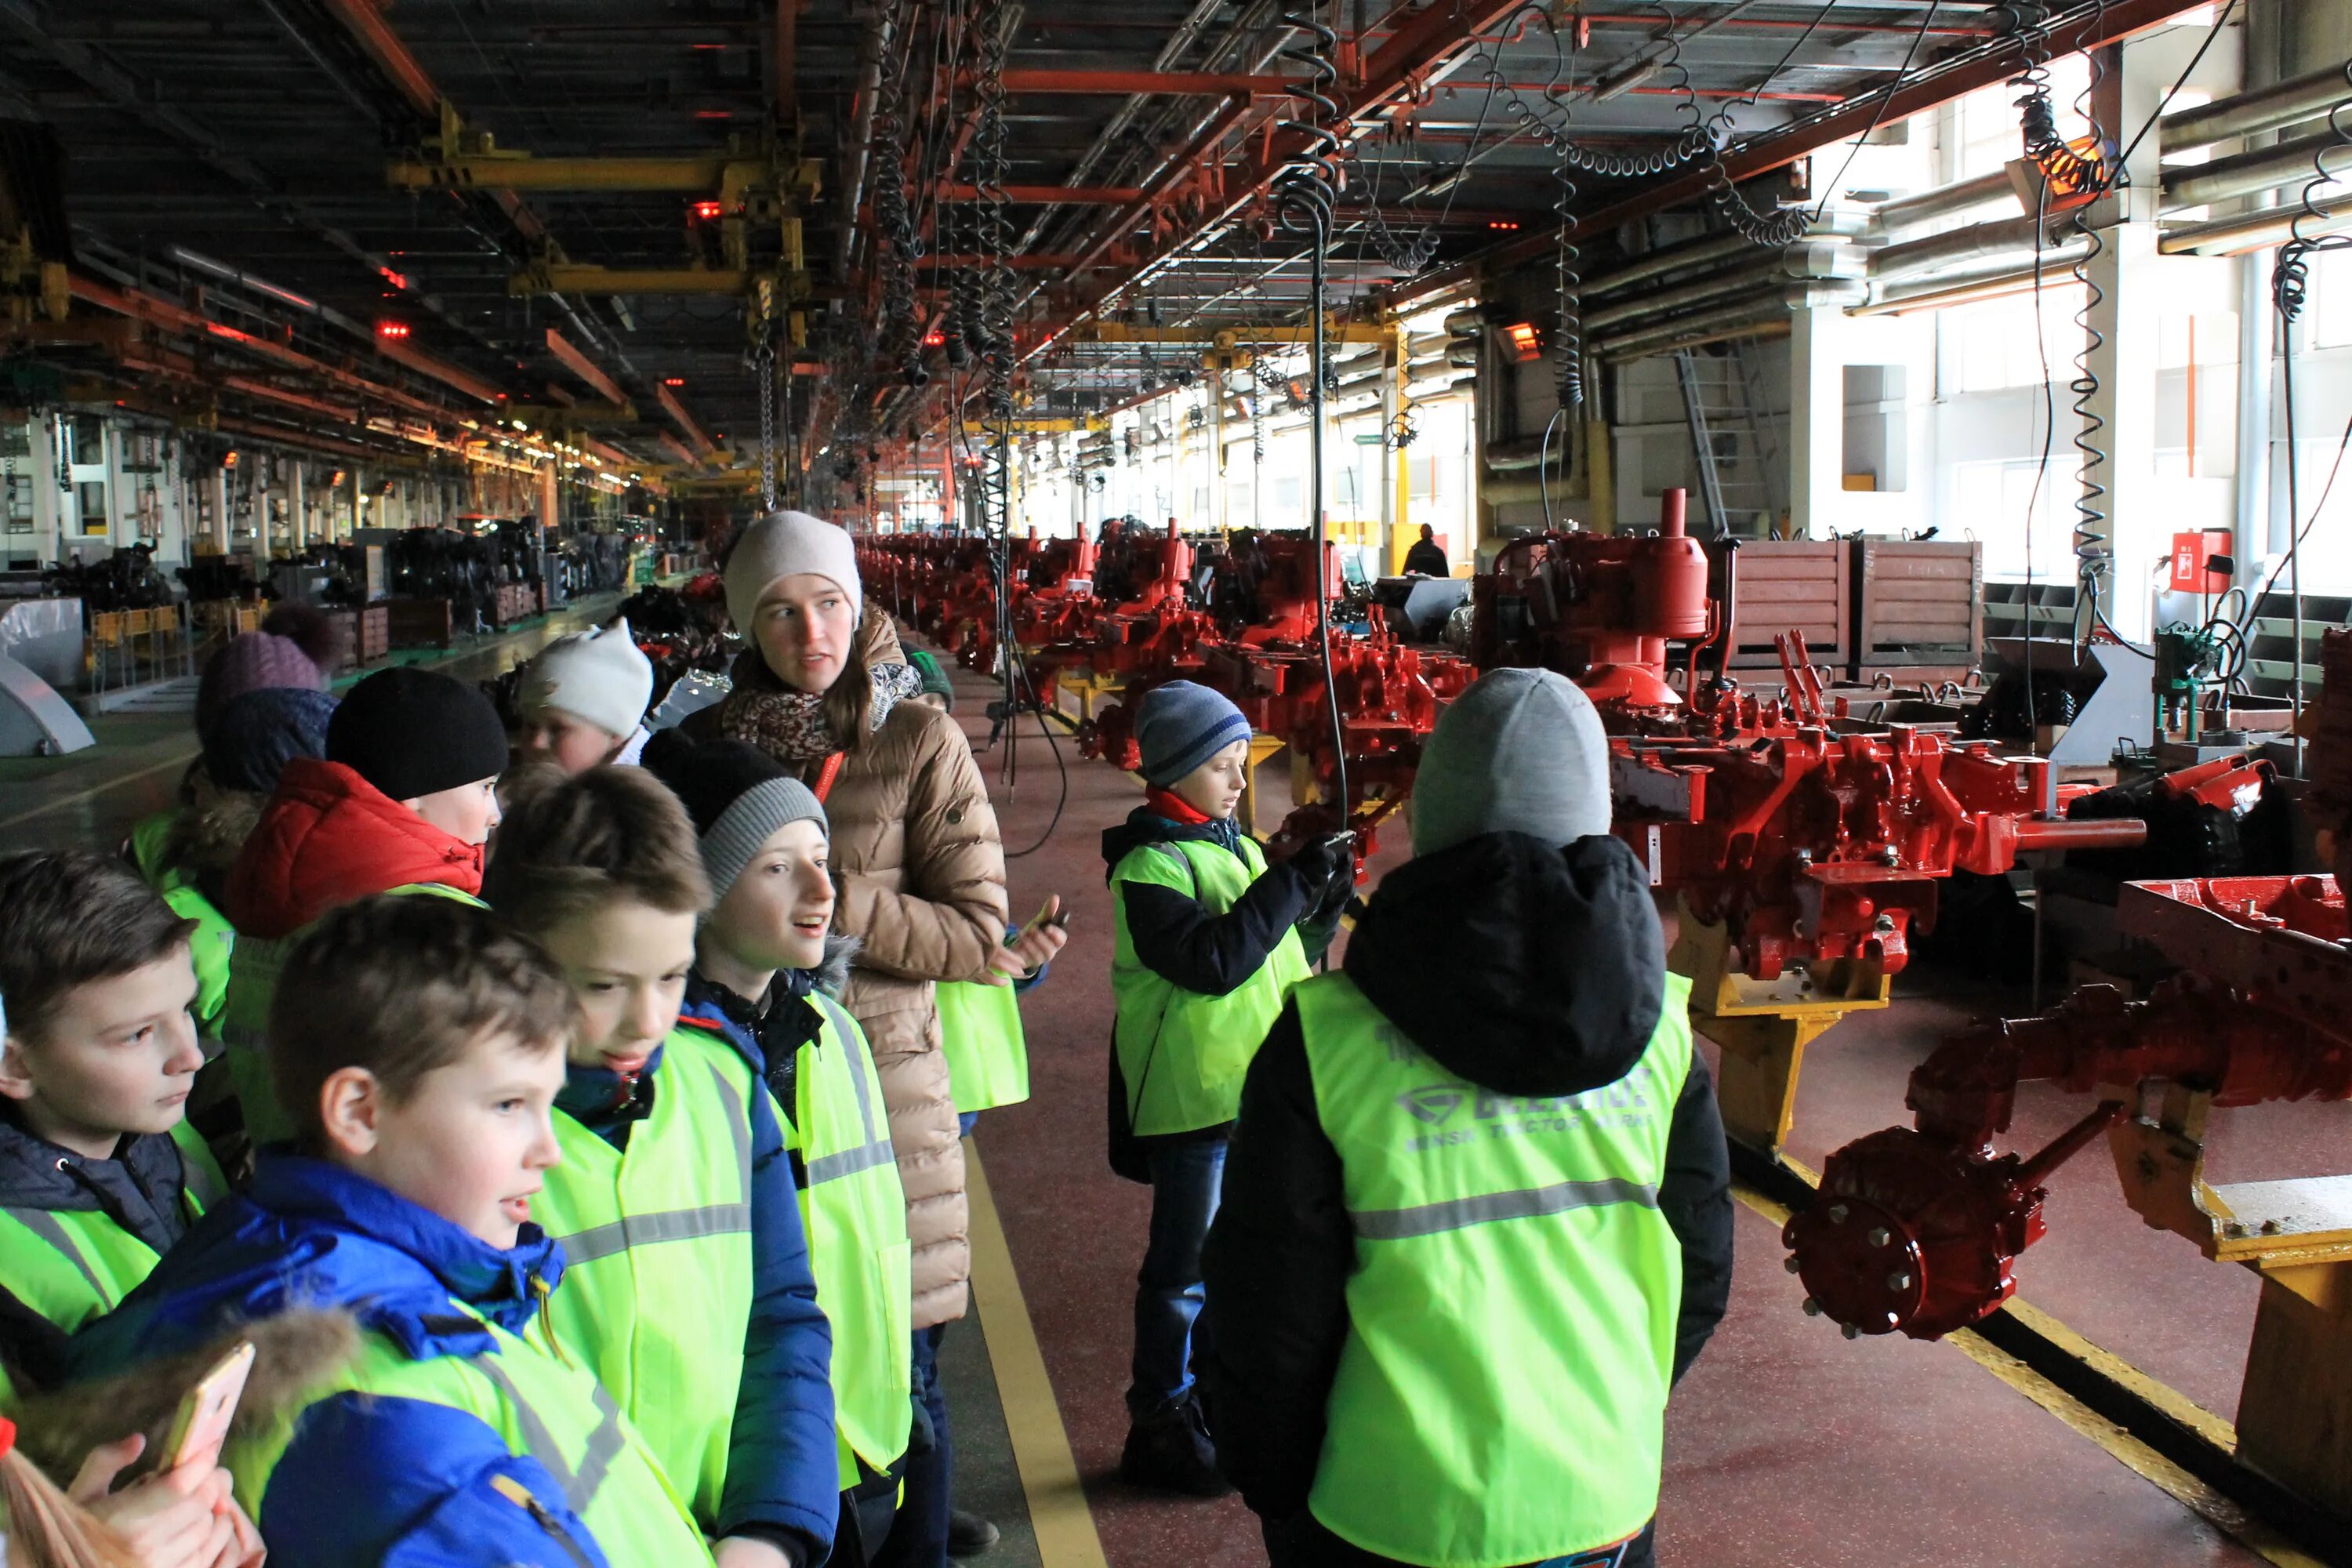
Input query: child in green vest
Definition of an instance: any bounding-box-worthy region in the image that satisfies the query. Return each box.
[643,730,918,1568]
[1102,682,1354,1497]
[68,893,715,1567]
[0,851,224,1398]
[1200,670,1735,1568]
[481,764,839,1568]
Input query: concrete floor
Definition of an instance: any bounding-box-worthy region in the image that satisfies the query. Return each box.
[937,644,2314,1568]
[5,611,2335,1567]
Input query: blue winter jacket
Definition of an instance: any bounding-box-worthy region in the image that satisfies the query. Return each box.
[67,1153,616,1568]
[557,1039,839,1559]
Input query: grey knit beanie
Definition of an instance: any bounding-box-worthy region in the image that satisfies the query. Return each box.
[1134,681,1251,789]
[640,729,829,900]
[1410,668,1611,856]
[724,510,864,634]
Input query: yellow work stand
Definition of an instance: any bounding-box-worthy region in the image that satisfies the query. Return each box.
[1053,669,1124,725]
[1669,899,1891,1160]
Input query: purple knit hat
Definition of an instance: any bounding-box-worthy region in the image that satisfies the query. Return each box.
[197,632,329,742]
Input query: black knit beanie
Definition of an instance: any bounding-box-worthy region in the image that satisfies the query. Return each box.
[326,666,510,802]
[641,729,828,898]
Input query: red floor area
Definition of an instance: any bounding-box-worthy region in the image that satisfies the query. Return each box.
[938,644,2287,1567]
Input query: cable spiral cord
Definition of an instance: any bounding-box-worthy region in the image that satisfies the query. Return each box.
[869,0,925,389]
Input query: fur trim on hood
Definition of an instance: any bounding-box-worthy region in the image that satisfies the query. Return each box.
[162,789,265,888]
[811,931,861,1001]
[12,1309,361,1486]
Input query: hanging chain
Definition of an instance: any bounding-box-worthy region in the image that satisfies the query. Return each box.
[757,338,779,514]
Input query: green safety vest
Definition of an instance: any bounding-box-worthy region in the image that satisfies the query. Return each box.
[127,812,234,1033]
[1295,969,1696,1568]
[789,993,913,1487]
[220,883,486,1147]
[531,1025,758,1530]
[230,1298,711,1567]
[0,1121,228,1338]
[936,981,1030,1113]
[1111,836,1310,1136]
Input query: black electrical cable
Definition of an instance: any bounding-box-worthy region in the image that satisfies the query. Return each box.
[2111,0,2238,176]
[1811,2,1941,223]
[1274,1,1352,829]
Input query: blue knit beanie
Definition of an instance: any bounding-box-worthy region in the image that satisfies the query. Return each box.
[204,686,339,796]
[1135,681,1251,789]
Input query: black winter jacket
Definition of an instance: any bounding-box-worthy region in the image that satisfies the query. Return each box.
[1196,830,1734,1523]
[0,1104,199,1392]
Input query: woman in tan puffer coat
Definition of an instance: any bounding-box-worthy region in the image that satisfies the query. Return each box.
[684,514,1049,1328]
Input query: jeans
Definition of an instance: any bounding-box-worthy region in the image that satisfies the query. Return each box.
[1127,1135,1229,1417]
[1265,1513,1657,1568]
[873,1324,952,1568]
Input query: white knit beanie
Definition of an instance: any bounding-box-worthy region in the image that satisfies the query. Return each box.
[518,616,656,740]
[724,510,864,633]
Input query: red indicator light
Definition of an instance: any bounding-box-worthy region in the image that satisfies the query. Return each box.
[376,320,412,340]
[663,376,687,387]
[691,200,725,220]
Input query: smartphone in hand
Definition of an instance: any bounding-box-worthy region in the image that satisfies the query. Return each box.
[162,1341,255,1474]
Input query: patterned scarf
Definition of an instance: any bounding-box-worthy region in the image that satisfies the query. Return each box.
[717,646,924,762]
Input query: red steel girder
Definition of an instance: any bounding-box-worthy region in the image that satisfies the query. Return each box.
[543,327,629,407]
[656,383,717,459]
[70,276,455,423]
[314,0,548,247]
[376,336,508,407]
[1044,0,1526,347]
[1408,0,2215,299]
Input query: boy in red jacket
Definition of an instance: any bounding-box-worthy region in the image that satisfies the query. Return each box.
[216,666,510,1145]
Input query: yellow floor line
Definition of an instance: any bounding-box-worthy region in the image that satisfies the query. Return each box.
[1730,1181,2322,1567]
[964,1142,1111,1568]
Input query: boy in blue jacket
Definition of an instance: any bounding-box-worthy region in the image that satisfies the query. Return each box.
[482,764,838,1568]
[71,893,717,1567]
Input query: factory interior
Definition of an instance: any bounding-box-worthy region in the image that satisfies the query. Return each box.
[6,2,2352,1566]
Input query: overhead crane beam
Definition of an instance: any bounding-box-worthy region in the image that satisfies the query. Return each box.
[996,69,1290,96]
[389,154,738,191]
[510,265,757,296]
[373,336,508,407]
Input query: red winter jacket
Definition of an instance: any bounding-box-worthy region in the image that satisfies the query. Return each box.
[224,758,484,939]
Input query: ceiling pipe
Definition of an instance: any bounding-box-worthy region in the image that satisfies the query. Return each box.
[1584,258,1790,332]
[1582,232,1758,298]
[1867,169,2022,238]
[2161,59,2352,154]
[2158,199,2352,257]
[2161,126,2350,209]
[1870,214,2070,281]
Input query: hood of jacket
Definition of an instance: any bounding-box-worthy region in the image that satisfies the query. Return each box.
[67,1151,562,1380]
[158,788,265,908]
[225,757,485,938]
[1344,831,1665,1098]
[1100,800,1243,880]
[0,1105,189,1254]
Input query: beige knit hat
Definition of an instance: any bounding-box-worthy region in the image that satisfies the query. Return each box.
[723,510,863,633]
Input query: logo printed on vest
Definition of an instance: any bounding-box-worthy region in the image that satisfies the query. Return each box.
[1398,1062,1664,1152]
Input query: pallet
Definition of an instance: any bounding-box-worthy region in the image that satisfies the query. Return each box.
[1722,539,1849,672]
[1853,539,1982,671]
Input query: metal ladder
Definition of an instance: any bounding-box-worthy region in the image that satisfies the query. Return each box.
[1674,341,1784,537]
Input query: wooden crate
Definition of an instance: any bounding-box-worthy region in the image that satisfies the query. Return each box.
[1853,539,1982,670]
[388,597,453,648]
[1720,539,1850,671]
[492,582,534,627]
[357,604,390,662]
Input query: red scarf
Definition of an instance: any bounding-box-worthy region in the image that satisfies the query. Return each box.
[1145,786,1212,825]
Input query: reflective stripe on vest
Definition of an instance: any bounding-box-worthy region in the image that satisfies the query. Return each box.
[0,1121,228,1336]
[936,979,1031,1113]
[1297,969,1695,1568]
[221,884,486,1146]
[1110,834,1311,1136]
[796,991,914,1486]
[231,1304,711,1567]
[532,1026,757,1530]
